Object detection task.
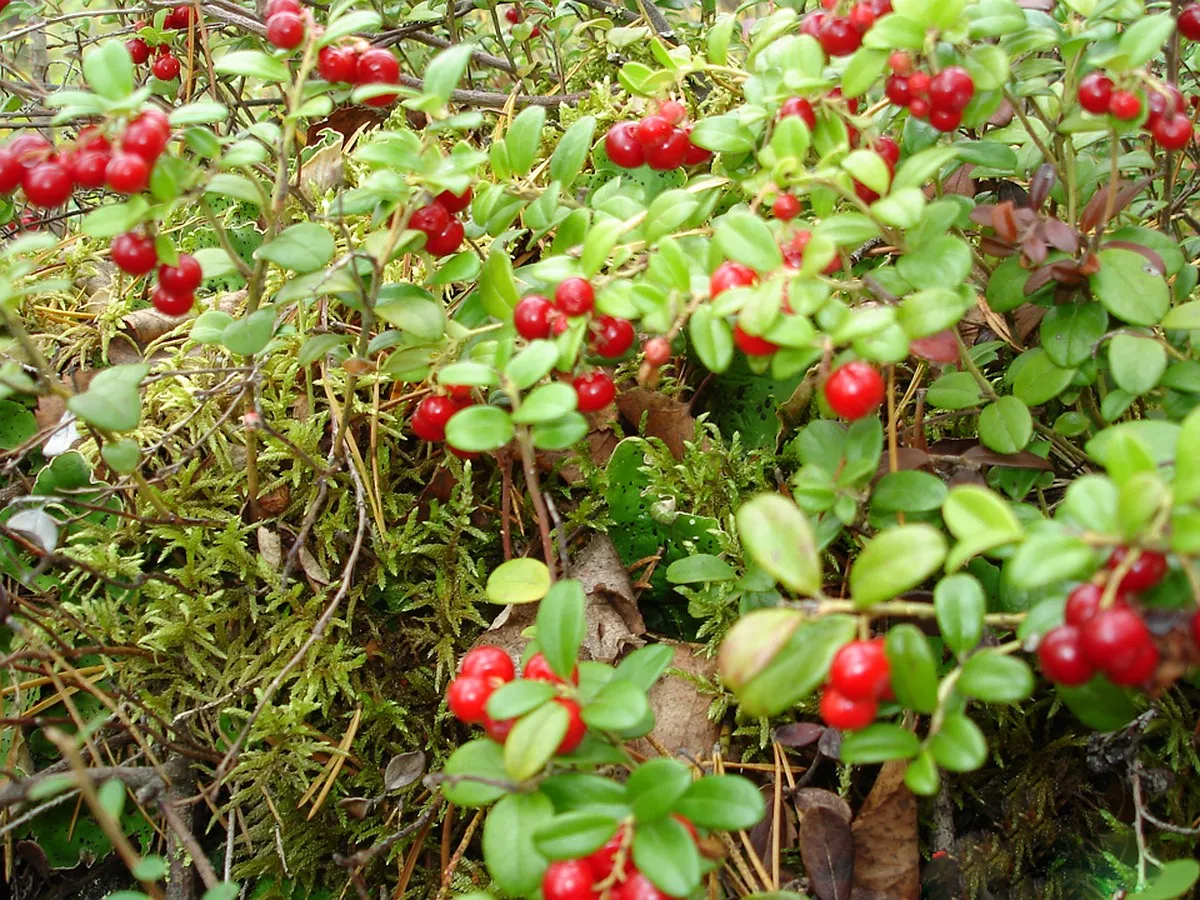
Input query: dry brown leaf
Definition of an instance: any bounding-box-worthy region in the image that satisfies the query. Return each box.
[616,388,695,460]
[850,760,920,900]
[34,393,66,434]
[749,781,799,866]
[299,545,330,585]
[799,805,855,900]
[257,527,282,568]
[630,641,718,758]
[569,533,646,656]
[794,788,852,826]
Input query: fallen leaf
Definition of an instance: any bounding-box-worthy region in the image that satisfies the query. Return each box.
[749,780,798,865]
[569,533,646,658]
[850,760,919,900]
[384,751,427,791]
[793,788,852,826]
[299,545,331,585]
[774,722,825,748]
[616,388,695,460]
[799,805,855,900]
[630,641,718,758]
[257,527,282,568]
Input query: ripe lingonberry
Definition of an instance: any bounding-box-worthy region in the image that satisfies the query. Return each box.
[524,651,579,684]
[446,675,491,723]
[773,193,801,220]
[908,97,931,119]
[9,133,52,169]
[127,37,151,64]
[555,277,595,316]
[410,202,451,237]
[885,74,912,107]
[1080,607,1154,679]
[682,126,713,165]
[605,122,645,168]
[820,687,877,731]
[574,371,615,412]
[779,96,817,129]
[593,316,635,358]
[1107,547,1168,592]
[556,698,587,754]
[461,645,515,683]
[824,361,885,420]
[0,149,21,194]
[504,5,522,23]
[733,324,778,357]
[435,187,472,213]
[158,254,202,295]
[1064,583,1127,626]
[1152,113,1193,149]
[106,152,150,194]
[589,827,632,882]
[265,0,302,15]
[1108,90,1142,120]
[658,99,686,124]
[907,70,931,96]
[636,114,673,149]
[122,117,170,162]
[1107,640,1158,686]
[888,51,912,75]
[425,220,464,257]
[541,859,595,900]
[483,713,515,743]
[848,2,876,32]
[111,232,159,275]
[615,872,670,900]
[169,4,195,28]
[818,16,861,56]
[1179,2,1200,40]
[1191,610,1200,647]
[317,45,357,82]
[22,162,72,208]
[411,395,459,442]
[929,66,974,113]
[514,295,554,339]
[929,108,962,133]
[151,285,194,316]
[800,9,826,39]
[152,53,181,80]
[1037,625,1095,686]
[829,639,890,701]
[1078,72,1114,115]
[709,260,757,297]
[643,336,671,366]
[68,151,110,188]
[266,11,305,49]
[356,49,400,106]
[644,127,689,169]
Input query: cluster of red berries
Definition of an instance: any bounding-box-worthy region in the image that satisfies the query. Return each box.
[447,647,586,752]
[542,819,698,899]
[126,9,194,79]
[0,108,171,208]
[410,386,474,448]
[884,55,975,132]
[263,0,309,50]
[1037,548,1175,688]
[819,638,893,731]
[801,0,892,58]
[1077,73,1194,150]
[776,91,897,198]
[604,100,713,171]
[316,40,401,107]
[110,233,201,315]
[503,4,541,36]
[407,187,471,257]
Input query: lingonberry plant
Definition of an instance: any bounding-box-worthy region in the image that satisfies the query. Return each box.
[2,0,1200,895]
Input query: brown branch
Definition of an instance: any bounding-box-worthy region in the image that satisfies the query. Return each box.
[396,73,592,108]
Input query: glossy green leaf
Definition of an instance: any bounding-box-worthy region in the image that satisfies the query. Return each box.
[850,524,946,607]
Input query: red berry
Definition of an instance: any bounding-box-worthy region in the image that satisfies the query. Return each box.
[266,11,305,49]
[733,323,778,357]
[122,118,170,162]
[504,5,522,23]
[514,294,554,340]
[710,260,757,297]
[779,96,817,129]
[67,150,109,188]
[644,127,689,170]
[1106,640,1158,686]
[411,395,459,442]
[151,285,194,316]
[169,4,194,28]
[1152,113,1193,150]
[541,859,595,900]
[550,314,569,336]
[849,3,876,32]
[1180,2,1200,40]
[824,361,885,419]
[461,645,516,683]
[929,66,974,113]
[1107,547,1168,592]
[425,219,464,257]
[357,49,400,105]
[158,254,202,295]
[409,202,451,237]
[1064,583,1128,626]
[658,99,687,124]
[1037,625,1095,686]
[829,640,891,700]
[265,0,302,15]
[447,675,491,723]
[605,122,645,168]
[908,97,931,119]
[435,187,472,213]
[574,371,615,412]
[1108,90,1141,120]
[556,698,587,754]
[888,51,912,75]
[22,162,72,208]
[929,108,962,132]
[820,687,877,730]
[111,232,158,275]
[885,74,912,107]
[1078,72,1114,115]
[318,45,357,82]
[134,107,171,140]
[682,126,713,165]
[523,651,579,684]
[801,9,827,39]
[0,149,21,193]
[593,316,635,358]
[9,133,52,170]
[773,193,801,220]
[483,713,515,743]
[127,38,151,64]
[635,114,673,149]
[874,135,901,166]
[615,873,670,900]
[1191,610,1200,647]
[530,24,541,37]
[1080,607,1154,678]
[907,71,930,96]
[643,336,671,366]
[819,16,861,56]
[105,152,150,194]
[555,277,594,316]
[152,53,181,80]
[588,827,631,882]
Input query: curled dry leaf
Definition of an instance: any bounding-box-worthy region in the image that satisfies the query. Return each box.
[568,533,646,660]
[850,760,920,900]
[630,641,718,759]
[615,387,696,461]
[774,722,825,749]
[793,787,852,827]
[384,751,427,791]
[337,796,377,820]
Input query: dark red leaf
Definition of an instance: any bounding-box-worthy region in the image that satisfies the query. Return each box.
[1079,176,1152,233]
[1102,240,1166,275]
[979,236,1017,257]
[1042,218,1080,254]
[1024,266,1055,295]
[992,201,1018,242]
[969,205,995,226]
[775,722,825,748]
[1028,163,1055,211]
[1021,236,1048,265]
[909,330,961,364]
[799,806,855,900]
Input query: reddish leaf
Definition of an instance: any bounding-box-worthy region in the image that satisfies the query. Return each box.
[799,806,855,900]
[909,330,960,364]
[1023,266,1055,295]
[979,236,1017,257]
[775,722,825,748]
[959,444,1054,469]
[1020,235,1048,265]
[1028,163,1055,211]
[1041,219,1080,254]
[991,201,1018,243]
[1079,176,1152,233]
[793,787,853,825]
[968,205,995,227]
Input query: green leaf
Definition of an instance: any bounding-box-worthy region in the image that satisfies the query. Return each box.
[438,361,499,387]
[1040,302,1107,368]
[734,615,858,717]
[891,146,957,193]
[0,399,35,450]
[550,116,595,185]
[929,712,987,771]
[627,758,691,821]
[1089,248,1170,326]
[958,652,1034,702]
[1114,14,1174,71]
[480,249,521,320]
[376,297,445,341]
[689,114,756,153]
[926,371,983,409]
[840,724,921,763]
[205,173,263,206]
[537,580,586,680]
[318,9,382,45]
[297,333,350,366]
[504,701,569,781]
[444,405,514,452]
[840,48,888,99]
[898,287,970,339]
[612,644,674,692]
[1131,860,1200,899]
[632,816,703,897]
[423,43,474,106]
[814,212,880,246]
[505,340,560,390]
[80,198,150,238]
[1056,677,1140,731]
[978,396,1032,454]
[1007,525,1096,588]
[505,106,545,176]
[200,885,241,900]
[673,775,765,831]
[486,558,551,604]
[715,211,782,273]
[871,471,947,512]
[1012,348,1075,406]
[1177,405,1200,504]
[67,364,149,433]
[1109,333,1167,396]
[666,554,736,583]
[896,236,972,290]
[214,50,289,81]
[254,223,334,273]
[482,791,552,896]
[170,101,228,125]
[736,494,821,596]
[934,573,985,656]
[487,679,556,721]
[532,812,619,861]
[190,310,233,344]
[850,524,946,607]
[884,624,938,713]
[512,382,577,425]
[531,413,588,450]
[441,739,512,807]
[101,437,141,474]
[581,678,651,731]
[131,855,168,882]
[942,484,1023,570]
[221,309,276,356]
[1161,301,1200,330]
[84,42,134,101]
[904,749,940,796]
[688,305,734,373]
